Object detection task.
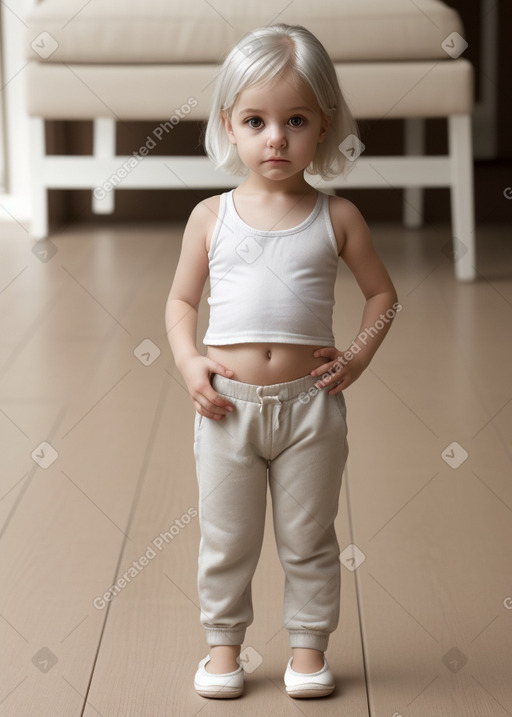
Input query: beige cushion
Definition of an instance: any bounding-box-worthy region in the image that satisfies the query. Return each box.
[25,60,473,120]
[26,0,465,64]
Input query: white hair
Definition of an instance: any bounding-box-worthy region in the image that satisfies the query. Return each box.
[204,23,359,179]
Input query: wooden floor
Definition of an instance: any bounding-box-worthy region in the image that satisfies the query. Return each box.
[0,215,511,716]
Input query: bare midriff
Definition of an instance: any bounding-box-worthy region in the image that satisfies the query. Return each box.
[206,343,329,385]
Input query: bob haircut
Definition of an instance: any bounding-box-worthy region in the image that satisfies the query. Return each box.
[204,23,359,180]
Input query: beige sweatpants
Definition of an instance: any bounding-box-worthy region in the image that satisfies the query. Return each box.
[193,372,348,652]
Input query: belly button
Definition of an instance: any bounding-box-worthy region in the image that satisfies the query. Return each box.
[266,350,272,360]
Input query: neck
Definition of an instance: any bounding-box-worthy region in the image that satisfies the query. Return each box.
[238,171,315,196]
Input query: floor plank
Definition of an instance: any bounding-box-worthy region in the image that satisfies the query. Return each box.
[343,224,512,716]
[1,218,511,716]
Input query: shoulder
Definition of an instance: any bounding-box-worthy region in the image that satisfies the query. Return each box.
[187,193,222,225]
[199,193,222,215]
[325,194,369,255]
[184,194,223,253]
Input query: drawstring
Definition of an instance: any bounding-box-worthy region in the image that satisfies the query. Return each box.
[256,386,282,431]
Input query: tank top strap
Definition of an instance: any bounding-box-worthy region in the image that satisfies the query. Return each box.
[207,191,230,259]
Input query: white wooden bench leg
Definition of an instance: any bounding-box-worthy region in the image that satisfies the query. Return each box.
[29,117,48,240]
[448,114,476,281]
[403,118,425,228]
[92,118,116,214]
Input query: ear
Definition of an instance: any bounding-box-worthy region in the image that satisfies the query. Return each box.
[317,113,331,144]
[221,111,237,145]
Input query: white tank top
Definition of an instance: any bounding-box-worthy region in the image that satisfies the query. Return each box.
[203,189,339,347]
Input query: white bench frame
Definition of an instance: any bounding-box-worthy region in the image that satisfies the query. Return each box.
[30,112,475,280]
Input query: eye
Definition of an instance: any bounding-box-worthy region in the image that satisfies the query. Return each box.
[289,116,305,127]
[246,117,263,129]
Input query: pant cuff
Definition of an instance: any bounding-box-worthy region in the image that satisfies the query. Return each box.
[205,627,246,647]
[289,629,330,652]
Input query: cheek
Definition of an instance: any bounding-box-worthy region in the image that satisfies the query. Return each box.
[237,137,258,154]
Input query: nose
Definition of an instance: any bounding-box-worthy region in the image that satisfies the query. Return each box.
[266,124,287,149]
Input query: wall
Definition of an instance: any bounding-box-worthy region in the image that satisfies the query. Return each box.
[47,0,511,227]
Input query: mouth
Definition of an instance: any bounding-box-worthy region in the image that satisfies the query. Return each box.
[265,158,289,163]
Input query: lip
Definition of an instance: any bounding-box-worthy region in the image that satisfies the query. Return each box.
[265,158,289,163]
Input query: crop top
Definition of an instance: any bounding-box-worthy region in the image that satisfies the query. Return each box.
[202,189,339,347]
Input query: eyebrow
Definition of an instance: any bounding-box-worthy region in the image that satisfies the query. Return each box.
[237,106,314,116]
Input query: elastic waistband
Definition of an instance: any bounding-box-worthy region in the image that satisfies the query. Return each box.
[211,373,317,402]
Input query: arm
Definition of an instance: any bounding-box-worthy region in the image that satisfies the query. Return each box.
[165,198,235,418]
[312,198,399,393]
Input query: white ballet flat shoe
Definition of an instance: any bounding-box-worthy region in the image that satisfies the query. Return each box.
[284,656,335,698]
[194,655,244,699]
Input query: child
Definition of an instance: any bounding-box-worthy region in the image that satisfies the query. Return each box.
[166,23,398,700]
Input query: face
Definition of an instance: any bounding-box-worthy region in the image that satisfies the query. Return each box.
[222,71,330,181]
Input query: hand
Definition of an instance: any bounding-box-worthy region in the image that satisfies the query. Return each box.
[179,355,235,419]
[310,346,366,394]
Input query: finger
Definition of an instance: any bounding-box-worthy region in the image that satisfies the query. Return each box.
[195,402,214,419]
[195,405,226,420]
[311,360,338,378]
[313,347,337,361]
[313,361,345,387]
[311,348,343,376]
[203,387,235,415]
[315,373,340,388]
[328,373,353,394]
[209,360,234,378]
[195,399,230,420]
[327,382,344,395]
